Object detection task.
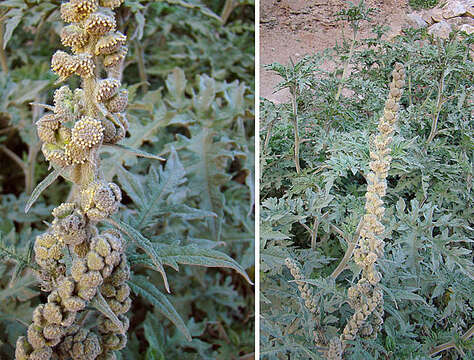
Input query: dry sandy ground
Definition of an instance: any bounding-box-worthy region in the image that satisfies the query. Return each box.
[260,0,410,103]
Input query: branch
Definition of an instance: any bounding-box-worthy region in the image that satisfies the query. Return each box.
[329,219,363,280]
[0,145,27,172]
[429,325,474,357]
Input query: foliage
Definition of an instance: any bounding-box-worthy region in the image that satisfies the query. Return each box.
[0,0,254,358]
[260,2,473,359]
[408,0,439,11]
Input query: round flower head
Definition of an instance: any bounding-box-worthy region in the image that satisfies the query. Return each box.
[106,89,128,113]
[29,347,53,360]
[51,51,78,81]
[74,54,95,78]
[65,142,90,164]
[71,0,98,17]
[72,117,105,148]
[36,114,60,144]
[42,143,69,168]
[58,327,101,360]
[81,181,122,220]
[53,86,76,122]
[96,79,121,102]
[61,2,83,23]
[84,12,116,36]
[61,25,89,52]
[103,46,127,69]
[95,32,127,55]
[15,336,31,360]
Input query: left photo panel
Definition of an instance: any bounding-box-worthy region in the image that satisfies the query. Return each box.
[0,0,255,359]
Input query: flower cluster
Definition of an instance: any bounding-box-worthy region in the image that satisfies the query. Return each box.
[341,63,405,345]
[285,257,318,314]
[38,0,129,177]
[16,0,131,359]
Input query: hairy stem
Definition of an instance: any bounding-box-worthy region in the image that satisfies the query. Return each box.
[0,144,27,173]
[427,72,445,144]
[430,325,474,357]
[335,29,357,102]
[220,0,235,25]
[0,19,8,74]
[135,40,148,93]
[291,87,300,174]
[329,220,362,280]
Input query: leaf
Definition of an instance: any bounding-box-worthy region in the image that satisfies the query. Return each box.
[105,144,165,161]
[163,0,221,21]
[129,275,192,341]
[185,128,234,241]
[90,291,125,334]
[111,219,170,293]
[153,244,253,284]
[25,169,60,213]
[3,13,22,49]
[117,148,188,230]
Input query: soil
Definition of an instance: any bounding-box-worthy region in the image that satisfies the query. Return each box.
[260,0,410,103]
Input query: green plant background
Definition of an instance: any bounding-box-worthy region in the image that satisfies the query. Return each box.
[260,3,473,359]
[0,0,254,359]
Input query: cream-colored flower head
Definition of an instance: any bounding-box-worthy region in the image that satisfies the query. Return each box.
[95,32,127,55]
[71,0,98,18]
[72,116,105,148]
[96,79,121,102]
[36,114,60,144]
[74,54,95,78]
[84,12,116,35]
[51,50,78,81]
[64,142,90,164]
[103,46,128,69]
[106,89,128,113]
[61,25,89,52]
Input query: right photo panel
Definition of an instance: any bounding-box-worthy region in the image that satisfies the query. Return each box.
[259,0,473,359]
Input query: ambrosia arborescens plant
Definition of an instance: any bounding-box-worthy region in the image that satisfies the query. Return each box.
[16,1,131,359]
[0,0,254,358]
[261,2,472,359]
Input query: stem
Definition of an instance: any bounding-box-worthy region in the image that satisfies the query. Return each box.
[291,87,300,174]
[427,73,445,144]
[220,0,236,25]
[263,118,276,154]
[0,20,8,74]
[429,325,474,357]
[25,143,40,195]
[330,219,363,280]
[311,217,319,250]
[0,145,27,172]
[135,40,148,93]
[407,69,412,107]
[335,29,357,102]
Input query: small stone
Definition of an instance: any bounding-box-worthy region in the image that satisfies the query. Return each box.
[428,20,452,38]
[442,1,466,18]
[467,5,474,17]
[447,16,465,29]
[431,8,444,22]
[459,23,474,34]
[406,12,428,28]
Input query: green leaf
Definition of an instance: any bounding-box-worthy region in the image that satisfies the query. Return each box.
[111,219,170,293]
[129,275,192,341]
[153,244,253,284]
[90,291,125,334]
[105,144,165,161]
[117,147,188,230]
[25,168,60,213]
[3,12,22,49]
